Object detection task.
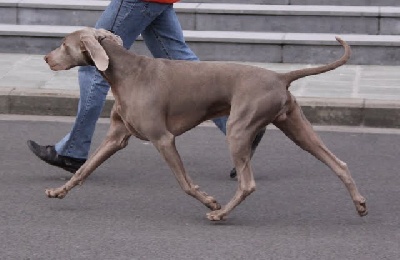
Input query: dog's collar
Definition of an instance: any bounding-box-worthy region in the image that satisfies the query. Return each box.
[81,49,95,66]
[80,36,108,66]
[98,36,108,44]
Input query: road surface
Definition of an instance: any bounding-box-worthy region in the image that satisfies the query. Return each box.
[0,116,399,259]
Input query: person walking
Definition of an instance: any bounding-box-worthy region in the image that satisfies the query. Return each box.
[27,0,265,178]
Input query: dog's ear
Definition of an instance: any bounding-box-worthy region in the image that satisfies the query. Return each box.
[80,35,109,71]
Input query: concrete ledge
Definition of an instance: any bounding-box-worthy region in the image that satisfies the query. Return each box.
[298,97,364,126]
[16,0,108,10]
[5,25,398,46]
[184,0,400,5]
[50,0,400,5]
[1,25,400,65]
[1,90,399,128]
[283,33,400,47]
[1,1,400,34]
[0,87,13,113]
[4,1,399,17]
[0,0,18,7]
[0,24,82,36]
[0,88,114,117]
[183,0,400,4]
[363,100,400,128]
[380,7,400,17]
[290,0,399,6]
[180,0,290,4]
[196,4,380,16]
[2,1,396,15]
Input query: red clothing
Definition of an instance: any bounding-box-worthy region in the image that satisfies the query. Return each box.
[143,0,180,3]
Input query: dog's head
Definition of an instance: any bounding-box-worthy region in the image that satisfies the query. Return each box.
[44,27,123,71]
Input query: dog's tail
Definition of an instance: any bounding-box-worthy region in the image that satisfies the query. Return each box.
[280,37,351,88]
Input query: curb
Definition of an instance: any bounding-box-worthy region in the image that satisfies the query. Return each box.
[297,97,400,128]
[1,88,399,128]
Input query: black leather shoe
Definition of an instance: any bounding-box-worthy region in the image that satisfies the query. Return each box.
[229,128,266,179]
[229,168,237,179]
[27,140,86,173]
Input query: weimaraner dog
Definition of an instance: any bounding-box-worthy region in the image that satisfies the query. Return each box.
[43,28,367,221]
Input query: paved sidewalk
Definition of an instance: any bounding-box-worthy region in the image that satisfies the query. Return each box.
[0,53,399,127]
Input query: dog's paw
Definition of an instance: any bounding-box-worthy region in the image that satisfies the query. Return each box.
[355,197,367,217]
[205,196,221,211]
[195,188,221,211]
[45,187,67,199]
[206,210,226,221]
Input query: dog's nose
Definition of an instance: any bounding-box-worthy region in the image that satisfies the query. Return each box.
[44,55,49,63]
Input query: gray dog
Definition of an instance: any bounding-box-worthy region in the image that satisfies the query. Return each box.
[43,28,367,221]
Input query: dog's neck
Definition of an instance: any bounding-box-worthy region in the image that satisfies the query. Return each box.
[98,39,148,104]
[98,39,143,86]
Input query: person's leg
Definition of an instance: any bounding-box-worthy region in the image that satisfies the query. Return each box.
[141,5,265,177]
[56,0,159,159]
[28,0,166,172]
[140,4,230,133]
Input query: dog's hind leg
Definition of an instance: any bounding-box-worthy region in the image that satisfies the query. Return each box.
[45,108,131,199]
[273,98,367,217]
[151,131,221,211]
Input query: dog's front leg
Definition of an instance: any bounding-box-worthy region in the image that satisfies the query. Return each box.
[207,129,257,221]
[152,132,221,211]
[46,110,131,199]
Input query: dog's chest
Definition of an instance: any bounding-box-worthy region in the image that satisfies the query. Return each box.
[114,102,148,141]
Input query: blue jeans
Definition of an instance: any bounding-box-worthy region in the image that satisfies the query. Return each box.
[55,0,228,159]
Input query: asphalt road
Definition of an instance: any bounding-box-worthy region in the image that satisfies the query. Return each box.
[0,116,399,260]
